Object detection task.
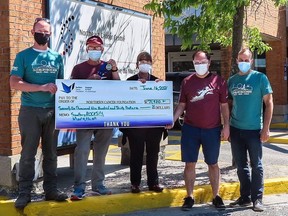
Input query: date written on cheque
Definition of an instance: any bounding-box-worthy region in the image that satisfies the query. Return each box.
[140,86,168,91]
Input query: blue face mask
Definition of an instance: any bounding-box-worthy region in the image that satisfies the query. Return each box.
[88,50,102,61]
[238,62,251,73]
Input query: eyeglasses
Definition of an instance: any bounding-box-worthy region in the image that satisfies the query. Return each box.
[238,59,251,62]
[34,18,50,24]
[193,61,209,65]
[87,46,103,51]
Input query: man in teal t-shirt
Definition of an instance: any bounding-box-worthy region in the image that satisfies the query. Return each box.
[228,48,273,212]
[10,18,67,209]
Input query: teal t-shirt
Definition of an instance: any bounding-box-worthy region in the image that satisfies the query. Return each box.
[10,47,64,107]
[228,70,273,130]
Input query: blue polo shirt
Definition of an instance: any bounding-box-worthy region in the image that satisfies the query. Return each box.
[10,47,64,107]
[228,70,273,130]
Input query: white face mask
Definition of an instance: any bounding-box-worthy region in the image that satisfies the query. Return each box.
[194,63,208,76]
[139,64,152,73]
[88,50,102,61]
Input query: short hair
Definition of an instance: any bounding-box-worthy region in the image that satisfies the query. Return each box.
[238,48,253,59]
[136,51,152,63]
[192,50,211,61]
[86,35,103,46]
[33,18,50,30]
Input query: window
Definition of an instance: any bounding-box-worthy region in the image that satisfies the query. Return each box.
[254,51,266,74]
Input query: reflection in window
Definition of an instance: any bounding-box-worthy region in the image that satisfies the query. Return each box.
[254,51,266,74]
[172,61,194,72]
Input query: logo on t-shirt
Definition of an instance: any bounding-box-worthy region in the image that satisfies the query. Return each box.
[231,83,253,96]
[12,66,18,71]
[190,86,214,102]
[32,60,58,73]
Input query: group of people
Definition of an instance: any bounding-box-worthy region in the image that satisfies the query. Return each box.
[10,17,273,214]
[10,18,166,209]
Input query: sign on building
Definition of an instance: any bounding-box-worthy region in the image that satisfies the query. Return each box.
[49,0,152,79]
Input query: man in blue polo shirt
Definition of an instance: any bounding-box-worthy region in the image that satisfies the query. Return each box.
[228,48,273,212]
[10,18,68,209]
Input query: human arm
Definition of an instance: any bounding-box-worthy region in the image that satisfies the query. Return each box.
[58,55,64,79]
[107,59,120,80]
[112,71,120,80]
[10,75,57,94]
[155,78,163,82]
[261,93,273,142]
[220,102,230,141]
[166,102,186,129]
[138,74,161,83]
[88,74,102,80]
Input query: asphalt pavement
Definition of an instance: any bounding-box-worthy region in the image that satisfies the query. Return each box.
[114,193,288,216]
[1,124,288,216]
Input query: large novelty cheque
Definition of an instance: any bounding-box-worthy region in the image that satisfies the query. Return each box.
[55,79,173,129]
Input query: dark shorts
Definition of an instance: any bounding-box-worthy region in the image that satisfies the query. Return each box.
[181,123,221,165]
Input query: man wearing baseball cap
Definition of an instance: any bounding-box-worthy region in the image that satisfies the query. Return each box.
[70,35,120,200]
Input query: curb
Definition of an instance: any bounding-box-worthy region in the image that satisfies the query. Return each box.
[1,178,288,216]
[268,137,288,144]
[269,123,288,144]
[270,123,288,129]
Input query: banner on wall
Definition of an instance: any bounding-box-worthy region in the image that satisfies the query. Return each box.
[49,0,152,79]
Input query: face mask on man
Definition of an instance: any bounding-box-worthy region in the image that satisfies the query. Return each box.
[34,32,50,45]
[88,50,102,61]
[139,64,152,73]
[238,62,251,73]
[194,63,208,76]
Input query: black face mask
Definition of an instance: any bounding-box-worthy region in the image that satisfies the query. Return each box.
[34,32,50,45]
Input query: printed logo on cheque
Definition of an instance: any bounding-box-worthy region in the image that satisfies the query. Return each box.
[61,82,75,93]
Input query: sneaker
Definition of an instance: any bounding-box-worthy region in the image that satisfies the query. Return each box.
[253,199,264,212]
[93,185,112,195]
[148,185,163,193]
[212,195,226,209]
[70,188,85,201]
[181,196,194,211]
[131,185,141,193]
[45,190,68,201]
[15,193,31,209]
[229,196,252,207]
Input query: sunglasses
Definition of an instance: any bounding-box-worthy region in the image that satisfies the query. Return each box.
[34,18,50,24]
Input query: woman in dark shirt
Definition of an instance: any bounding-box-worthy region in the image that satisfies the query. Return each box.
[122,52,166,193]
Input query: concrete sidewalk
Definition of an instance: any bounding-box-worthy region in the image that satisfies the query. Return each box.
[1,123,288,216]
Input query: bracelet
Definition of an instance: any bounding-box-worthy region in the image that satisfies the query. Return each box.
[111,67,118,72]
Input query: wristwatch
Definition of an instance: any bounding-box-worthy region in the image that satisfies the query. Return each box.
[111,67,118,72]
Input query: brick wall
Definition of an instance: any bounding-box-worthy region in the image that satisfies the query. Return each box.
[266,40,287,105]
[248,3,287,105]
[266,5,287,105]
[247,1,279,37]
[0,0,11,156]
[6,0,45,156]
[3,0,165,157]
